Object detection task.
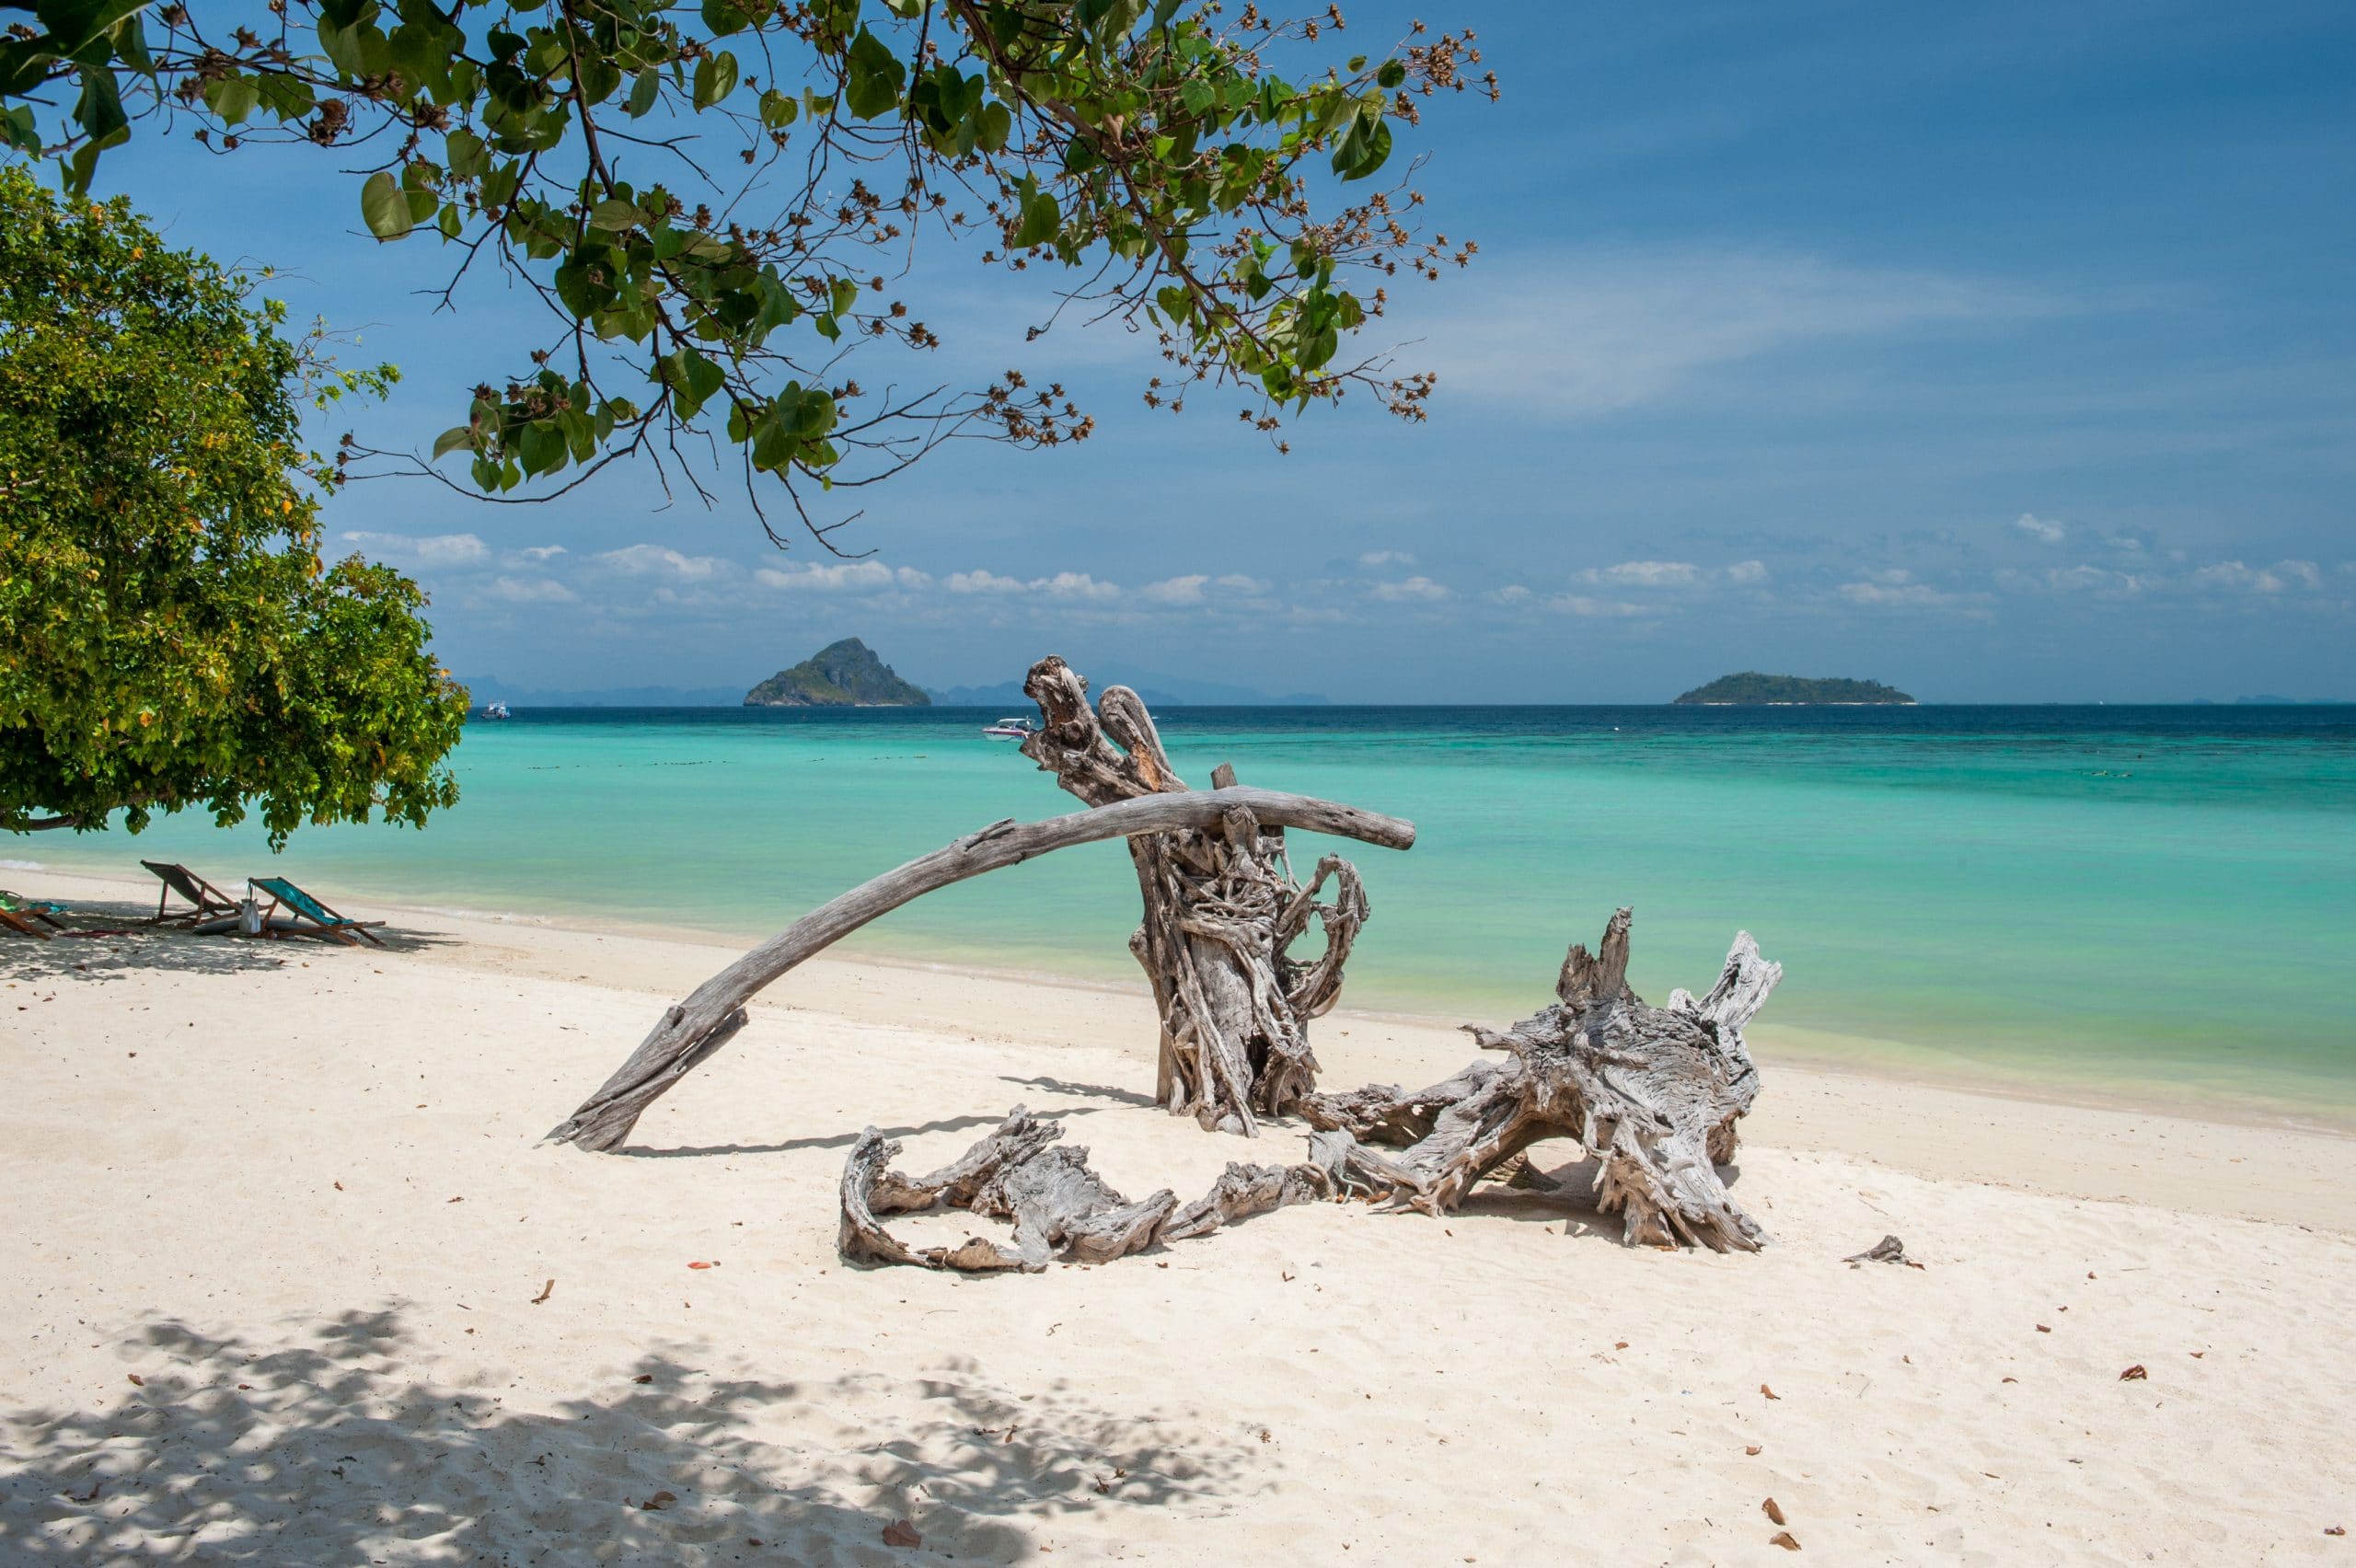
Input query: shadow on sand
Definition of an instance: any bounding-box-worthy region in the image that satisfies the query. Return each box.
[0,891,459,986]
[0,1307,1256,1563]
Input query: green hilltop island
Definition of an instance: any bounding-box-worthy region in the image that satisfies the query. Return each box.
[1674,672,1917,706]
[745,638,932,708]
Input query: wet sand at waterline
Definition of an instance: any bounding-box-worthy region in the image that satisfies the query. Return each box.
[4,867,2351,1563]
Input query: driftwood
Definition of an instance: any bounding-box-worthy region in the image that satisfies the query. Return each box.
[839,1107,1334,1273]
[549,784,1415,1151]
[1020,657,1375,1136]
[1301,910,1782,1251]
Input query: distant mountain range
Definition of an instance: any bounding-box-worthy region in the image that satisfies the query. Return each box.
[1675,672,1917,705]
[745,638,930,707]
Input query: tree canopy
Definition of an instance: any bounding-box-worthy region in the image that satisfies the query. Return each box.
[0,2,1491,545]
[0,165,469,845]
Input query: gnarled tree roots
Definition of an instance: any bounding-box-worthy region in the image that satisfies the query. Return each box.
[1302,910,1781,1252]
[839,1106,1336,1273]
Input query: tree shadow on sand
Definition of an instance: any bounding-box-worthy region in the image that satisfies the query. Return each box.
[0,1308,1259,1564]
[0,905,458,986]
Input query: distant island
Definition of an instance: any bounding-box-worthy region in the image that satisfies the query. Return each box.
[745,638,931,707]
[1674,672,1917,706]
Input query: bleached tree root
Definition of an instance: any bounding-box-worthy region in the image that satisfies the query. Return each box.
[1302,910,1783,1251]
[1022,657,1378,1136]
[840,1107,1334,1273]
[549,784,1413,1151]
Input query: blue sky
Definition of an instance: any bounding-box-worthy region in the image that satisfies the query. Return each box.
[75,1,2356,701]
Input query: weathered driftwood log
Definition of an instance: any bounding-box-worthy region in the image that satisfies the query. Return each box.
[1301,910,1782,1251]
[839,1106,1334,1273]
[1020,656,1375,1136]
[549,786,1415,1151]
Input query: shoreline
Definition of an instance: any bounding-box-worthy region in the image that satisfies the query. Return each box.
[6,860,2350,1233]
[13,858,2353,1145]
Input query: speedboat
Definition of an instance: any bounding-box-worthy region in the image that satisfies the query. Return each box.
[981,716,1037,741]
[481,701,512,721]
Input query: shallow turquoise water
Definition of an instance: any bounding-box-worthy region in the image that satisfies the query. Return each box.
[19,705,2354,1119]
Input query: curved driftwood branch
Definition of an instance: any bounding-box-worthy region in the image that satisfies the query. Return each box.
[549,788,1415,1151]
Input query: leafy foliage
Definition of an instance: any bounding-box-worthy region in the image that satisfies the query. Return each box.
[0,2,1493,546]
[0,166,469,845]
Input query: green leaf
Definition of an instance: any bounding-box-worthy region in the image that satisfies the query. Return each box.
[361,170,415,240]
[759,87,798,129]
[626,69,660,118]
[444,127,485,178]
[587,198,640,232]
[203,75,260,127]
[72,62,126,144]
[692,50,738,110]
[1376,59,1407,90]
[432,426,474,459]
[1011,187,1060,248]
[842,29,905,121]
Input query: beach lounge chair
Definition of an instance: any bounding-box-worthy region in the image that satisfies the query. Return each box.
[0,891,67,940]
[141,860,242,926]
[247,876,387,947]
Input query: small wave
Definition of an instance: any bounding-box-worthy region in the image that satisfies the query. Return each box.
[409,904,552,926]
[0,859,43,870]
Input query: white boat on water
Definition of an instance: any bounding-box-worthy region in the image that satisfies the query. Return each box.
[981,716,1036,741]
[481,701,512,721]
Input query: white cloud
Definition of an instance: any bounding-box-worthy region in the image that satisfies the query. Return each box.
[1550,594,1650,617]
[2000,565,2145,598]
[1580,559,1700,588]
[756,561,931,593]
[483,575,578,604]
[1727,559,1769,584]
[1491,584,1533,603]
[2012,512,2068,545]
[1404,247,2062,420]
[1140,574,1209,605]
[1358,550,1417,568]
[1837,579,1957,606]
[520,545,568,561]
[1369,575,1450,603]
[2190,559,2321,594]
[595,544,725,580]
[1138,573,1274,605]
[945,569,1119,601]
[341,529,490,567]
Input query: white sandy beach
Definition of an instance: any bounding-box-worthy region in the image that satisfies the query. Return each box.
[3,863,2352,1564]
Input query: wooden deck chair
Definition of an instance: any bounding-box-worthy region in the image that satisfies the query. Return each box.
[141,860,242,925]
[247,876,387,947]
[0,891,68,940]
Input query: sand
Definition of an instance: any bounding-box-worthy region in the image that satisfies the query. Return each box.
[3,864,2352,1564]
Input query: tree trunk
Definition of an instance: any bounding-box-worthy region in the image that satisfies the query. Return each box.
[548,784,1414,1151]
[1019,656,1374,1136]
[1300,910,1782,1251]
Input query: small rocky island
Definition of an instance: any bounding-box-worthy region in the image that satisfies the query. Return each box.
[745,638,931,707]
[1675,672,1916,706]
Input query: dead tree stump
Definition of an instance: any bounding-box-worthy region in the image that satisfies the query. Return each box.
[1301,909,1782,1251]
[1021,656,1371,1136]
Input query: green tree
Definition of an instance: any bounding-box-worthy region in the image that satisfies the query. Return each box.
[0,2,1491,544]
[0,165,468,845]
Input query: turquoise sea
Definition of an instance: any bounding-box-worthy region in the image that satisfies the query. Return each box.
[18,705,2355,1124]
